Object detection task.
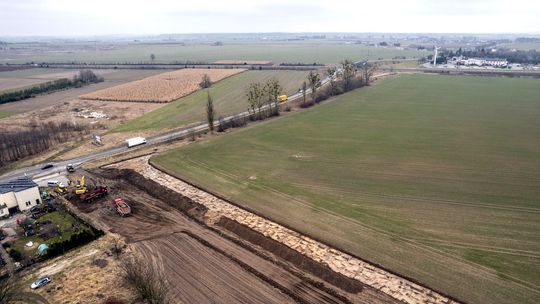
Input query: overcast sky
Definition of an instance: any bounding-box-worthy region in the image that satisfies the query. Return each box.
[1,0,539,36]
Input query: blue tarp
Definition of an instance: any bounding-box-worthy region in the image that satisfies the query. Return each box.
[37,243,49,255]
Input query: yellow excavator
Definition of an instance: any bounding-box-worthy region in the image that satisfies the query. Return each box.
[75,176,87,195]
[55,183,68,195]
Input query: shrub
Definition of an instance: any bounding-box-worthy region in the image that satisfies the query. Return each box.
[121,257,170,304]
[7,248,22,262]
[45,226,103,259]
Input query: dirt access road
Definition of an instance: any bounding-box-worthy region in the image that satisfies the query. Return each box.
[70,166,395,304]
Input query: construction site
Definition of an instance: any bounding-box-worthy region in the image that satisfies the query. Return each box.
[47,163,393,303]
[1,138,461,304]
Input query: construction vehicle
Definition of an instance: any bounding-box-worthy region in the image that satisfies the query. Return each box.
[66,164,75,172]
[80,186,108,203]
[75,176,87,195]
[277,95,288,102]
[113,197,131,217]
[56,183,68,195]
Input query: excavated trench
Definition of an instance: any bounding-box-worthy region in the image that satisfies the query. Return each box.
[98,168,208,221]
[217,217,364,294]
[97,167,366,294]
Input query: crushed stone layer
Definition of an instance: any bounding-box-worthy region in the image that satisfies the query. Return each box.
[106,157,460,304]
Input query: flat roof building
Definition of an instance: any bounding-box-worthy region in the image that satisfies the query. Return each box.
[450,56,508,67]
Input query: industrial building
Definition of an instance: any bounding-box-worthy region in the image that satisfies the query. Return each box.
[449,56,508,67]
[0,176,41,216]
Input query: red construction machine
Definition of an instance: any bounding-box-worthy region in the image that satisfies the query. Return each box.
[80,186,108,203]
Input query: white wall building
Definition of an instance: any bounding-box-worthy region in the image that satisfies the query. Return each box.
[0,177,41,216]
[450,56,508,67]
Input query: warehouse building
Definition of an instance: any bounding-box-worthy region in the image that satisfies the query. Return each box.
[449,56,508,67]
[0,176,41,216]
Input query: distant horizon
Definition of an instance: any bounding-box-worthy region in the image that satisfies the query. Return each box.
[1,32,540,40]
[2,0,539,36]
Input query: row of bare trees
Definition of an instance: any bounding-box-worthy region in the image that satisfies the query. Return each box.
[0,70,103,105]
[0,122,90,167]
[298,60,376,108]
[204,61,375,135]
[300,60,376,108]
[246,78,283,119]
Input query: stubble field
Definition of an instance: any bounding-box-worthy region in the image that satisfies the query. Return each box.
[114,70,310,132]
[79,68,245,103]
[152,74,540,304]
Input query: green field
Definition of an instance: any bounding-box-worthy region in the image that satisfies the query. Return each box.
[0,68,72,78]
[498,42,540,51]
[0,111,12,119]
[11,211,92,253]
[152,74,540,304]
[0,42,425,65]
[114,70,310,132]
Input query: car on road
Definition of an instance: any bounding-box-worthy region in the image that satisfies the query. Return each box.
[30,276,51,289]
[41,163,53,170]
[66,163,75,172]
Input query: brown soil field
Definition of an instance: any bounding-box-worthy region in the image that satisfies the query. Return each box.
[0,69,163,114]
[63,167,397,304]
[79,68,246,103]
[213,60,273,65]
[0,69,116,92]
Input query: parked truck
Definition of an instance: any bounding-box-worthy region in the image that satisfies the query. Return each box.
[126,137,146,148]
[113,197,131,217]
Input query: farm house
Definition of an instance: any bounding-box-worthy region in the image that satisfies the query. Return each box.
[0,176,41,216]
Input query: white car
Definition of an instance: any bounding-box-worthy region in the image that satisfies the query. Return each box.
[30,276,51,289]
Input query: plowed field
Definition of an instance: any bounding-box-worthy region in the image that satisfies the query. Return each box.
[74,168,397,304]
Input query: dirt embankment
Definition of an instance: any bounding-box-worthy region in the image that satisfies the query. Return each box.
[98,168,368,295]
[81,167,390,303]
[109,156,461,304]
[217,216,364,294]
[97,168,207,221]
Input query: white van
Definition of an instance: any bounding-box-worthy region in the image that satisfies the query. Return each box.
[47,181,60,187]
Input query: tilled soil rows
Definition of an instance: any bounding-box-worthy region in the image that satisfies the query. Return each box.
[106,156,461,304]
[77,167,393,303]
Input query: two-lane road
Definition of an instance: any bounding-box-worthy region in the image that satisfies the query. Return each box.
[0,83,325,182]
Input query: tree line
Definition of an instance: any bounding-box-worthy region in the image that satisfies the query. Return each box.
[202,60,376,135]
[0,121,91,167]
[243,59,376,115]
[0,69,103,105]
[437,48,540,65]
[299,59,375,108]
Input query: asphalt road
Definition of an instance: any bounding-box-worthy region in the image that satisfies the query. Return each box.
[0,77,330,183]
